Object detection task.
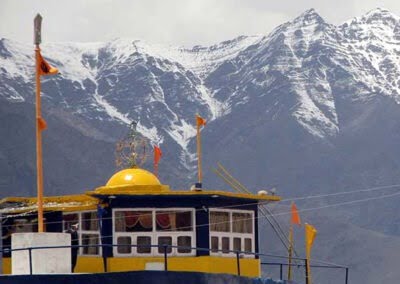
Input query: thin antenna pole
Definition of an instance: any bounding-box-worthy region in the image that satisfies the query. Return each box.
[34,14,44,232]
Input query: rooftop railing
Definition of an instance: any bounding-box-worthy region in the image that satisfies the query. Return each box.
[0,244,349,284]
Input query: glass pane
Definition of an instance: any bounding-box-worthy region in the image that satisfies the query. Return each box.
[211,236,218,253]
[232,212,252,233]
[222,237,230,253]
[177,236,192,253]
[158,237,172,254]
[137,236,151,253]
[82,233,99,255]
[233,237,241,251]
[13,219,37,233]
[117,236,132,254]
[210,211,230,232]
[63,213,79,231]
[81,211,98,231]
[115,211,153,232]
[156,211,192,231]
[244,238,252,253]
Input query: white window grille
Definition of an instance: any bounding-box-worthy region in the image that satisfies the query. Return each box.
[112,208,196,257]
[62,211,101,256]
[209,209,255,258]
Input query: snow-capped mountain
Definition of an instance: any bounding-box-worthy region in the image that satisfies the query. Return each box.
[1,7,400,184]
[3,8,400,283]
[2,8,400,188]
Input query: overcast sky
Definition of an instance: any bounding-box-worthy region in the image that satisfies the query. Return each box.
[1,0,400,47]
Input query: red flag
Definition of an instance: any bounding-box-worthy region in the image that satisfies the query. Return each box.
[154,145,162,165]
[196,115,206,127]
[37,117,47,131]
[38,51,58,76]
[291,202,301,226]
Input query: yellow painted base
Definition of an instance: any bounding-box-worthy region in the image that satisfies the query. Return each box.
[75,256,105,273]
[107,256,260,277]
[2,257,11,274]
[2,256,260,277]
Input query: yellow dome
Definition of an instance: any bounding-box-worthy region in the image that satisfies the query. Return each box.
[106,168,161,187]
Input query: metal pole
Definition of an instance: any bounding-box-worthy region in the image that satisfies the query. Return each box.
[280,263,283,280]
[345,268,349,284]
[29,248,33,275]
[164,245,168,271]
[305,259,309,284]
[34,13,45,233]
[196,117,202,184]
[236,251,241,276]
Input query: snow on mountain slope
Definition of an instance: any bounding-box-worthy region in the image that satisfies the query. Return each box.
[2,8,400,151]
[338,8,400,102]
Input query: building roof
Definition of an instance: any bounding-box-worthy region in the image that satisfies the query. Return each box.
[0,194,98,214]
[0,167,280,215]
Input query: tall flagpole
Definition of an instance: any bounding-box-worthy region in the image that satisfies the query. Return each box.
[196,119,202,186]
[287,224,293,280]
[154,161,158,178]
[34,14,44,233]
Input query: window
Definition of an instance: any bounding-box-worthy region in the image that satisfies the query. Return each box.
[82,233,99,255]
[232,212,252,233]
[233,237,241,251]
[115,211,152,232]
[158,237,172,254]
[209,209,255,258]
[156,211,192,231]
[211,236,218,253]
[81,212,99,231]
[177,236,191,253]
[63,213,78,231]
[244,238,252,253]
[63,211,101,256]
[113,208,195,257]
[137,236,151,254]
[117,236,132,254]
[13,218,38,233]
[210,211,230,232]
[222,237,230,253]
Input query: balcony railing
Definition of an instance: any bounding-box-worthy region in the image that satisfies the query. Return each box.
[0,244,349,284]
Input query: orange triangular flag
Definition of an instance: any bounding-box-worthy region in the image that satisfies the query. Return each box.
[291,202,301,225]
[38,51,58,76]
[154,145,162,165]
[196,115,206,127]
[37,117,47,131]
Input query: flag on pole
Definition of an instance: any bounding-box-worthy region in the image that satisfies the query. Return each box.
[287,202,301,280]
[305,223,317,284]
[37,117,47,131]
[291,202,301,226]
[305,223,317,255]
[154,145,162,165]
[196,115,206,127]
[38,51,58,76]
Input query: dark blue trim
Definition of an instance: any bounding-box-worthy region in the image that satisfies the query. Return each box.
[0,271,291,284]
[195,207,209,256]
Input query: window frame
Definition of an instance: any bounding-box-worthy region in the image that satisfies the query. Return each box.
[209,208,255,258]
[112,208,196,257]
[62,210,102,256]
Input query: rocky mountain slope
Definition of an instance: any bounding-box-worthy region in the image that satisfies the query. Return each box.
[2,8,400,283]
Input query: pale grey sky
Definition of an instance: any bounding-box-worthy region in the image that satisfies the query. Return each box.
[0,0,400,47]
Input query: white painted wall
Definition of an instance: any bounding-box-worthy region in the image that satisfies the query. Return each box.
[12,232,71,274]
